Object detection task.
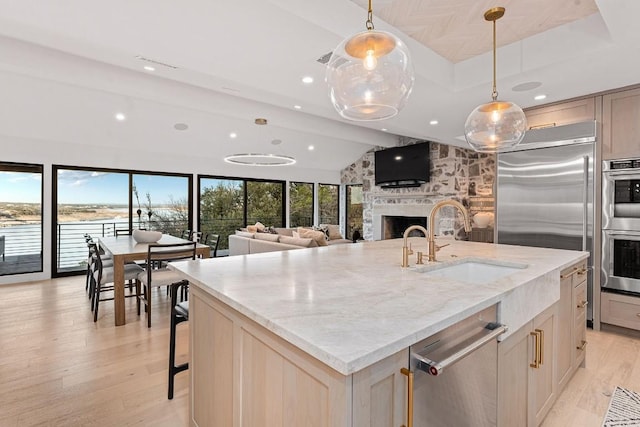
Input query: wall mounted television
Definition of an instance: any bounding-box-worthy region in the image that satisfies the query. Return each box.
[374,142,430,188]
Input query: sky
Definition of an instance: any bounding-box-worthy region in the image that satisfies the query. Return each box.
[0,170,189,205]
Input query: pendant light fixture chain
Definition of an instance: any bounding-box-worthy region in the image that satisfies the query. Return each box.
[366,0,374,30]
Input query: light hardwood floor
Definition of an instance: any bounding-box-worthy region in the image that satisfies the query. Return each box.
[2,276,640,426]
[0,276,189,426]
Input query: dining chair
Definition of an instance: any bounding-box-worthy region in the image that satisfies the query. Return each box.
[202,233,220,258]
[180,230,191,240]
[137,242,197,328]
[191,231,203,243]
[168,279,189,399]
[85,237,113,297]
[115,228,132,237]
[91,245,144,322]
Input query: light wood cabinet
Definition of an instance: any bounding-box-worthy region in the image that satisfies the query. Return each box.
[498,259,587,427]
[524,98,596,130]
[190,286,408,427]
[352,348,408,427]
[601,291,640,330]
[602,87,640,159]
[497,304,557,427]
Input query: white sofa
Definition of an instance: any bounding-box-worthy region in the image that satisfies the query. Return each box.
[228,227,352,256]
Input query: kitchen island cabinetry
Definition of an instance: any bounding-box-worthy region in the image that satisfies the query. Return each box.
[498,304,557,427]
[172,239,588,427]
[524,97,595,130]
[498,259,587,427]
[190,286,351,427]
[602,87,640,159]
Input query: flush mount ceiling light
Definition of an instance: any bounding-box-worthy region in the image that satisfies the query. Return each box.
[223,153,296,166]
[325,0,414,121]
[464,7,527,153]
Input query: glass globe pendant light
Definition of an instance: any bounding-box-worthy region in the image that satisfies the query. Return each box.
[465,7,526,152]
[326,0,414,121]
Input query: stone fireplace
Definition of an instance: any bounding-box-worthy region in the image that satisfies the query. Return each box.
[372,202,433,241]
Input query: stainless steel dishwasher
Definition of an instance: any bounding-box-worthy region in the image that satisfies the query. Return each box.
[406,304,507,427]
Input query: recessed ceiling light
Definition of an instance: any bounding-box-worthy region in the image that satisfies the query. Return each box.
[430,120,439,125]
[229,132,237,139]
[115,113,126,121]
[308,145,315,151]
[174,123,189,131]
[302,76,314,84]
[534,94,547,101]
[271,139,282,145]
[381,128,388,132]
[294,105,302,110]
[143,65,155,72]
[512,81,542,92]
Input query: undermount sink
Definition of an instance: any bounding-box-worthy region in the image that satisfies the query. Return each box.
[417,258,528,285]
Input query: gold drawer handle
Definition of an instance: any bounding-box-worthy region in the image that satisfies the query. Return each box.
[538,328,544,365]
[577,268,587,276]
[530,330,541,368]
[561,267,579,279]
[400,368,413,427]
[577,340,587,351]
[577,300,588,309]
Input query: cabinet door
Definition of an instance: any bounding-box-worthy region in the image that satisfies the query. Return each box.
[574,280,588,367]
[556,271,573,390]
[191,290,234,427]
[498,323,531,427]
[352,349,408,427]
[602,87,640,159]
[532,305,557,427]
[525,98,595,130]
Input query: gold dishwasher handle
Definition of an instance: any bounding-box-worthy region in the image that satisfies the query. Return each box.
[400,367,413,427]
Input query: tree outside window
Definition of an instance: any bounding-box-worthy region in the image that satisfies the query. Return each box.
[289,182,313,227]
[319,184,339,225]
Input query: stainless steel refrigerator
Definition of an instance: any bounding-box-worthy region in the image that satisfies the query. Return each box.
[496,121,597,323]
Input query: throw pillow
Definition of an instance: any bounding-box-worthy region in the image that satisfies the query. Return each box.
[292,230,300,238]
[254,232,279,242]
[247,225,258,233]
[279,235,317,248]
[320,224,343,240]
[297,227,328,247]
[255,221,266,232]
[313,225,330,241]
[275,228,294,237]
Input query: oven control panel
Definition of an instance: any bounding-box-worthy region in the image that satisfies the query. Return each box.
[609,159,640,170]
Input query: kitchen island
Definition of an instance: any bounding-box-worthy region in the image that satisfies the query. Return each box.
[170,238,588,426]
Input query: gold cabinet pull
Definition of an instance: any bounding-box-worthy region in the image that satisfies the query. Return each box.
[537,329,544,365]
[577,340,587,351]
[530,331,541,368]
[577,268,587,276]
[400,368,413,427]
[577,300,588,309]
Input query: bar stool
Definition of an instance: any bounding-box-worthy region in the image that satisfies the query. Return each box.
[168,280,189,399]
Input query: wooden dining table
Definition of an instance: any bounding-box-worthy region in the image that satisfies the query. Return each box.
[98,234,210,326]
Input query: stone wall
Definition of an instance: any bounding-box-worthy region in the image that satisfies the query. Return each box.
[341,138,496,240]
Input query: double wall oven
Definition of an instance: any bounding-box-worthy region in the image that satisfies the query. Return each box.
[602,158,640,295]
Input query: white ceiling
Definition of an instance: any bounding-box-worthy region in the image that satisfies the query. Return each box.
[0,0,639,173]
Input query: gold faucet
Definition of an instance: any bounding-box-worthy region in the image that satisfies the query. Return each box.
[427,199,472,262]
[402,225,428,267]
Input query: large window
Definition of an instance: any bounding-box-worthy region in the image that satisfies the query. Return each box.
[289,182,314,227]
[319,184,339,225]
[199,178,245,251]
[54,166,191,275]
[0,162,43,276]
[199,177,285,251]
[346,184,363,240]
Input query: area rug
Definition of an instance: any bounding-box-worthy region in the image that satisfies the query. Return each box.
[602,386,640,426]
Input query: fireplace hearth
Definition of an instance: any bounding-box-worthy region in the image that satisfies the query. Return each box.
[383,216,427,240]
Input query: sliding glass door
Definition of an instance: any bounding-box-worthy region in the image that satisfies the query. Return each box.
[0,162,43,276]
[54,166,192,276]
[289,182,314,227]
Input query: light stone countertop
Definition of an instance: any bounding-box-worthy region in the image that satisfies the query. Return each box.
[169,238,588,376]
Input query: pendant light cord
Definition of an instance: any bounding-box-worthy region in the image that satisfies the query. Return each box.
[366,0,374,30]
[491,19,498,101]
